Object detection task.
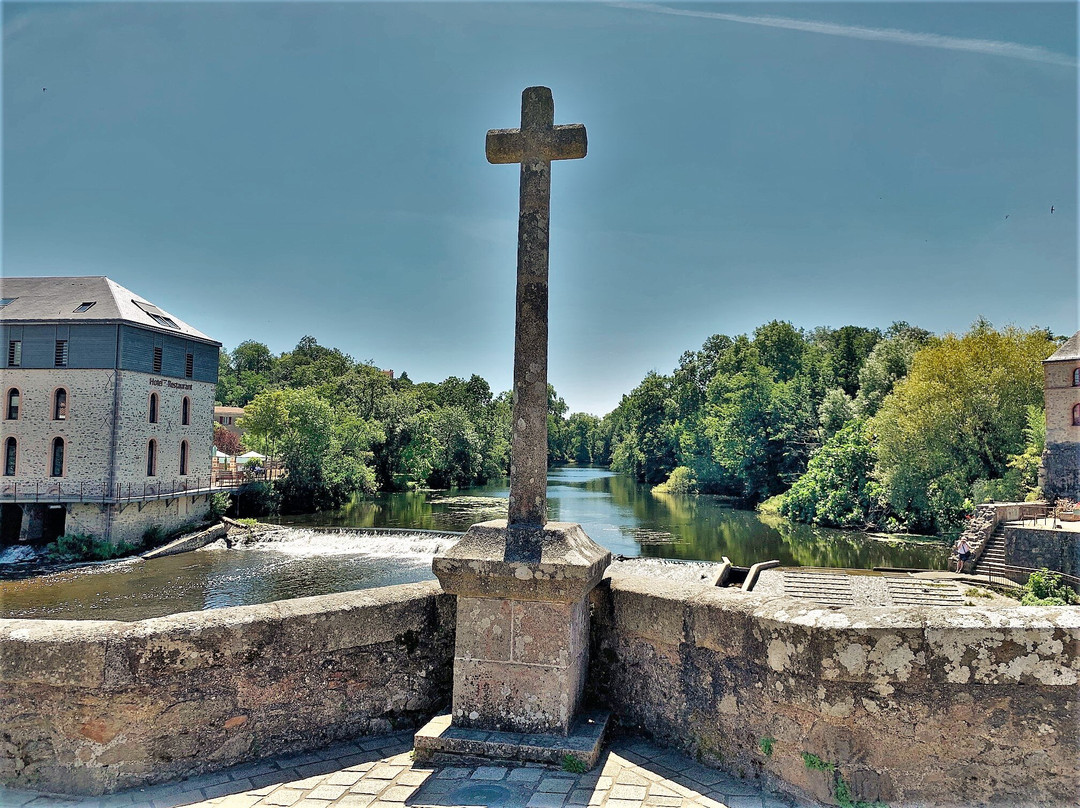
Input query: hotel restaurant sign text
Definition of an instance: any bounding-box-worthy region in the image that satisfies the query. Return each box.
[149,378,194,391]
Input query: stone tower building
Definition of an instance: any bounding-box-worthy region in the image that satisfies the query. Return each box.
[1042,330,1080,500]
[0,277,220,546]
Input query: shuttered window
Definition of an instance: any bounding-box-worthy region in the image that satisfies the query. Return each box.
[7,341,21,367]
[153,346,163,373]
[54,340,68,367]
[185,353,194,379]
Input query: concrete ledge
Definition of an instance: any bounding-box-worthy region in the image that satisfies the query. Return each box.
[414,709,611,769]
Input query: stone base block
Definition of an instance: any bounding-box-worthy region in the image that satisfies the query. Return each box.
[413,709,611,769]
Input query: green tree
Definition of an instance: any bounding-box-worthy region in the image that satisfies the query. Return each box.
[871,321,1054,533]
[781,419,879,528]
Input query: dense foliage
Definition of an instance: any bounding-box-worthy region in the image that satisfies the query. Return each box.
[219,317,1058,532]
[606,319,1057,535]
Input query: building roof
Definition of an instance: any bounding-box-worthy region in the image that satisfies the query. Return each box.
[1045,331,1080,363]
[0,276,218,344]
[214,406,246,415]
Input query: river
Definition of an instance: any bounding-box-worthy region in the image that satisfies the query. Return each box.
[275,466,948,570]
[0,467,948,621]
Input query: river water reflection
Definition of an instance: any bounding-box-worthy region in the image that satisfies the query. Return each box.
[0,468,948,621]
[278,467,949,570]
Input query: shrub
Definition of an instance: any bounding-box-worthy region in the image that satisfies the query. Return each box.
[1020,569,1079,606]
[45,533,136,562]
[209,492,232,518]
[652,466,697,495]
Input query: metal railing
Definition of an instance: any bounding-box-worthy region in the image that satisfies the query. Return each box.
[980,560,1080,593]
[0,468,284,504]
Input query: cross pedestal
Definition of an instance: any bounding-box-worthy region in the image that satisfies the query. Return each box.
[415,87,611,767]
[415,521,611,765]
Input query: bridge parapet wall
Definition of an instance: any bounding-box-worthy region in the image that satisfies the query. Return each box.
[589,574,1080,807]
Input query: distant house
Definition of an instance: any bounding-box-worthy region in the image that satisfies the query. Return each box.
[1042,331,1080,500]
[0,276,220,545]
[214,405,246,443]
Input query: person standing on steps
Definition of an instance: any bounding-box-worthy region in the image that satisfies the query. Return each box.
[956,537,973,573]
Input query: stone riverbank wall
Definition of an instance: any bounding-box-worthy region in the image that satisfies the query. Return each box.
[588,574,1079,808]
[0,581,455,795]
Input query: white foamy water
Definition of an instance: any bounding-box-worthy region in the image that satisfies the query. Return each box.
[237,528,460,561]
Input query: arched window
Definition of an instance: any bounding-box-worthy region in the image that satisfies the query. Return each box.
[50,438,64,477]
[181,396,190,426]
[3,437,15,476]
[53,388,68,420]
[1074,368,1080,387]
[1073,404,1080,426]
[147,440,157,477]
[149,393,159,424]
[5,388,19,420]
[179,440,189,476]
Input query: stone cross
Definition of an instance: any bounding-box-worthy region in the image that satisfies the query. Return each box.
[487,86,587,528]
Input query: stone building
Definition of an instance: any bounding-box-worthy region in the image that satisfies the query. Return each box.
[0,277,221,546]
[214,405,246,445]
[1042,330,1080,499]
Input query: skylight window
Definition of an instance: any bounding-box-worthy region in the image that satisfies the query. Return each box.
[132,299,179,329]
[73,302,96,313]
[0,298,16,308]
[149,313,179,328]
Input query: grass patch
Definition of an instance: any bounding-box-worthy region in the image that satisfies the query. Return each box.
[560,754,587,774]
[758,737,774,757]
[964,587,994,598]
[45,533,136,562]
[802,752,834,771]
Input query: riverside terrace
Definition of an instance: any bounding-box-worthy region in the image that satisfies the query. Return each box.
[0,573,1077,807]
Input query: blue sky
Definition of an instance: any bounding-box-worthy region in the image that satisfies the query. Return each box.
[4,2,1077,415]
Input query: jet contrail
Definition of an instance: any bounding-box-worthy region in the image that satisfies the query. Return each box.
[610,2,1077,68]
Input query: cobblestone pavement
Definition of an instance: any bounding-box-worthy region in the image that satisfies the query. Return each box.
[1,732,812,808]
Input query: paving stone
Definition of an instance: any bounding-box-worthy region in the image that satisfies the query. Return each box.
[537,779,574,794]
[323,772,363,788]
[507,769,543,783]
[695,798,731,808]
[643,797,682,807]
[250,773,292,790]
[203,782,251,800]
[606,799,644,808]
[214,797,261,808]
[259,789,305,807]
[305,785,349,801]
[367,766,405,781]
[434,767,472,780]
[349,781,387,795]
[398,770,433,786]
[421,781,455,795]
[610,786,647,801]
[647,784,681,799]
[378,786,417,803]
[614,772,649,788]
[294,762,341,779]
[335,796,376,808]
[526,794,566,808]
[471,767,509,781]
[724,799,761,808]
[336,795,380,808]
[681,769,726,788]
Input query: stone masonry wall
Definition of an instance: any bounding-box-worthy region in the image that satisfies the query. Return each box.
[67,497,212,546]
[0,581,455,795]
[589,575,1080,807]
[0,369,117,487]
[1043,442,1080,501]
[113,371,216,487]
[1003,525,1080,579]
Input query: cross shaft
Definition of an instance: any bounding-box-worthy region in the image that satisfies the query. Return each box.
[486,87,586,528]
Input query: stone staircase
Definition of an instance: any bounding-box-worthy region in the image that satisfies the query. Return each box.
[972,524,1007,575]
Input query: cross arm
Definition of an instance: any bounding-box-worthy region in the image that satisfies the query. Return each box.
[486,124,588,165]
